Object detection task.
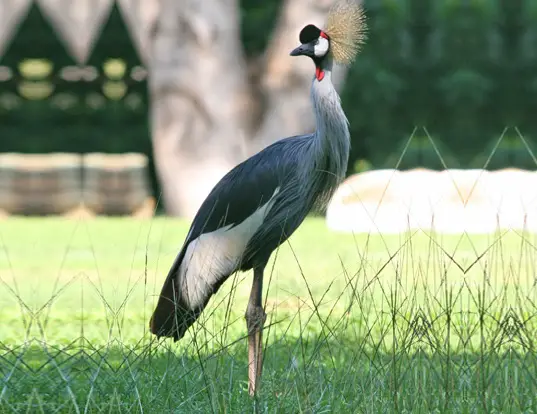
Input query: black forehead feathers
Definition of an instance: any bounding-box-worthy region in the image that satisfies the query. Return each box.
[299,24,321,44]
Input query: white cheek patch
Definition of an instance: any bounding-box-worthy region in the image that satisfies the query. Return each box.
[314,37,329,58]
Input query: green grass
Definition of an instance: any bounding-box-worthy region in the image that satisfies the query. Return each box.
[1,217,537,412]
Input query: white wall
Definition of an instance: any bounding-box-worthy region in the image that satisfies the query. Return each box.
[326,168,537,234]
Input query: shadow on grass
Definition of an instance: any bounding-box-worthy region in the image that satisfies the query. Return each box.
[2,325,537,413]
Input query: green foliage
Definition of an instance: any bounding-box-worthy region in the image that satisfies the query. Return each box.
[339,0,537,171]
[240,0,284,55]
[338,0,536,171]
[0,3,159,195]
[382,133,462,170]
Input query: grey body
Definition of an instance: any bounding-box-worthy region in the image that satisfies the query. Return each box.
[150,57,350,341]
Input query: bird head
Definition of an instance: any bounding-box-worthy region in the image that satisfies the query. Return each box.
[290,0,367,79]
[290,24,330,60]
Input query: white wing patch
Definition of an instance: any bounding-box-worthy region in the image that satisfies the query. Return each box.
[179,187,280,309]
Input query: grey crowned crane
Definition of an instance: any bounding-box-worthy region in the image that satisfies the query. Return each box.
[150,0,367,396]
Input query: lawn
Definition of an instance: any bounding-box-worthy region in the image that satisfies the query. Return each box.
[1,217,537,412]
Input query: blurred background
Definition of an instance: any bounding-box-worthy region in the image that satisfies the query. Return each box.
[0,0,534,220]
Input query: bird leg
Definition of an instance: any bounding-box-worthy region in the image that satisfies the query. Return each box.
[245,266,266,397]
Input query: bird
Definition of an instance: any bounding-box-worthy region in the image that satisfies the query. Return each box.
[150,0,367,396]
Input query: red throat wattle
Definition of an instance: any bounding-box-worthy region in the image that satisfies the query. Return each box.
[315,66,325,82]
[315,30,328,81]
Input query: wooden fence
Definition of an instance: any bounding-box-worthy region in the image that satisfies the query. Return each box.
[0,152,154,218]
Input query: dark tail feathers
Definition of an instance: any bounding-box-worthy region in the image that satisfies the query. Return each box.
[149,270,201,342]
[150,249,229,341]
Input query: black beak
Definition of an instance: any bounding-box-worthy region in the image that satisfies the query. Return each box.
[290,45,308,57]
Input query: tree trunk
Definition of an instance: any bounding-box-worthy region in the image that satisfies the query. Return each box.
[150,0,348,217]
[116,0,161,64]
[149,0,252,217]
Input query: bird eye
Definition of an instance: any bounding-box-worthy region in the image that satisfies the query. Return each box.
[315,39,320,45]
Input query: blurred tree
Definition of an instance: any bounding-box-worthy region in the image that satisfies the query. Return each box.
[149,0,352,218]
[2,0,535,214]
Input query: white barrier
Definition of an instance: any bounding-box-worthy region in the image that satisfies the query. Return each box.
[326,168,537,234]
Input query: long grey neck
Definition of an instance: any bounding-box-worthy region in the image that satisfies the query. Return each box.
[310,57,350,183]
